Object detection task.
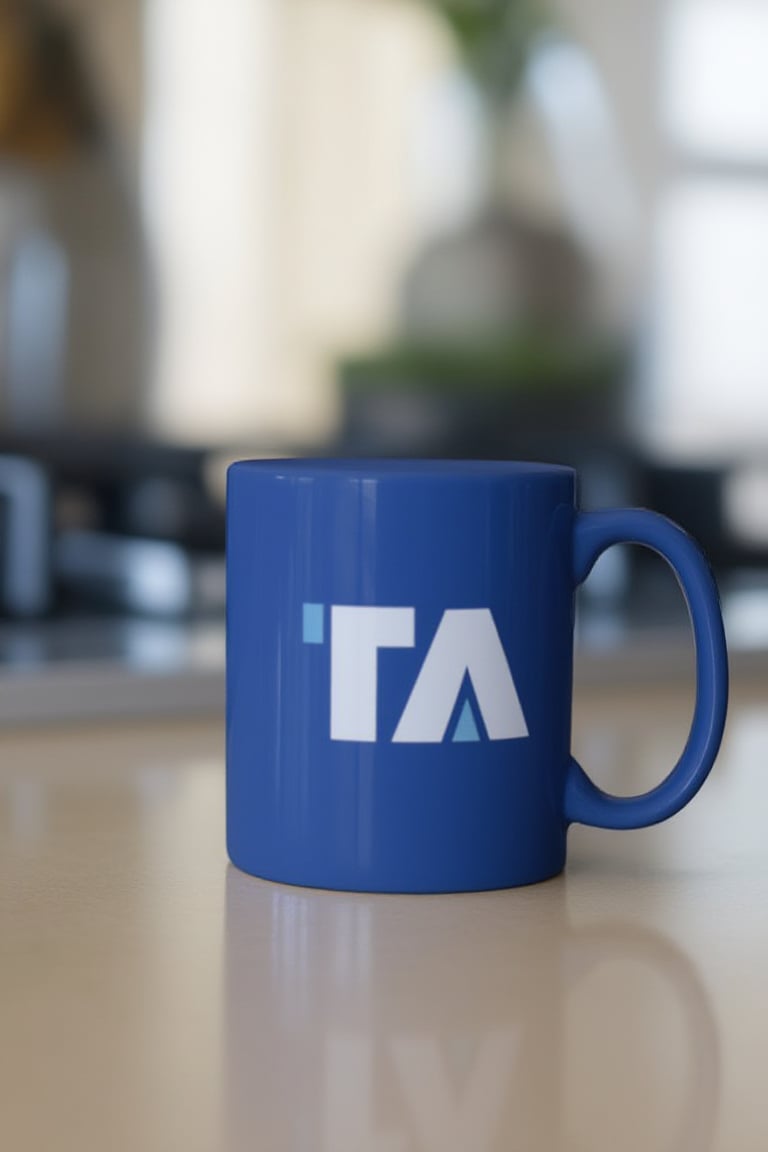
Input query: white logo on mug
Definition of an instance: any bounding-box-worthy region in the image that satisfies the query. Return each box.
[304,604,529,744]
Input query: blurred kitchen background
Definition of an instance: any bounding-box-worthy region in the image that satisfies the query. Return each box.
[0,0,765,722]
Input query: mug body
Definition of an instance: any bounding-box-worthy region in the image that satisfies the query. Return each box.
[227,459,577,892]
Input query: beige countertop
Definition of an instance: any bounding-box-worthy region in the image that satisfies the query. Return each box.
[1,677,767,1151]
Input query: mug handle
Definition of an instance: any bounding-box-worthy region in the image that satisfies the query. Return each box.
[565,509,729,829]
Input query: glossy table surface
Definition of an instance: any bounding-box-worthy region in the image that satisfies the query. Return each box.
[2,675,767,1151]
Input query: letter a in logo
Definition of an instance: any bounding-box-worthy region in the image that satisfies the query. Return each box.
[393,609,528,743]
[326,605,528,744]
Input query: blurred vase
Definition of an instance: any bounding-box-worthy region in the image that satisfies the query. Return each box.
[338,44,633,473]
[401,63,595,342]
[0,4,147,434]
[0,155,147,433]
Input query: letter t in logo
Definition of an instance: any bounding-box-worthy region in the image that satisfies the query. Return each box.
[331,607,415,742]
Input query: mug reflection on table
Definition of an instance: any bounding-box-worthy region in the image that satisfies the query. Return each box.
[223,870,719,1152]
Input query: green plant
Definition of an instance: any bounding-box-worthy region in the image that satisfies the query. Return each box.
[417,0,548,105]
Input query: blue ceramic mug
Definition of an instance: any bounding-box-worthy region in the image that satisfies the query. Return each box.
[226,459,728,892]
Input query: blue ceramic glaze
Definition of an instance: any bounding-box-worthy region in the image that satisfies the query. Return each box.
[226,459,728,892]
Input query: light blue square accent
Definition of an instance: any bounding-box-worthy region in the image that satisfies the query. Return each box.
[303,603,325,644]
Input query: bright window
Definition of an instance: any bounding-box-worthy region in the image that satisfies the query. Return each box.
[651,0,768,459]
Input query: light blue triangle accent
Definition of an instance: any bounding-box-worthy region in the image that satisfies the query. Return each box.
[453,699,481,743]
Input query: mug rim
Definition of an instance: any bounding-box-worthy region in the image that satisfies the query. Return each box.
[228,458,576,481]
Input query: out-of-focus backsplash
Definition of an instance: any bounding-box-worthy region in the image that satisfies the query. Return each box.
[0,0,765,718]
